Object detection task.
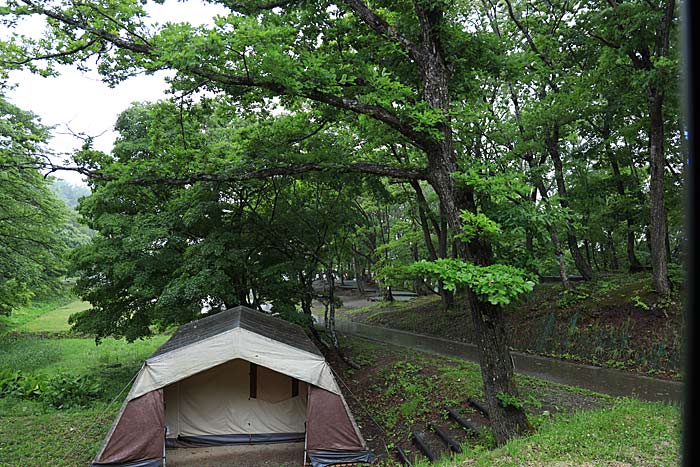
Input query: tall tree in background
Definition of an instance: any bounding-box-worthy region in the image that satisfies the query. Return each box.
[585,0,679,294]
[0,96,68,314]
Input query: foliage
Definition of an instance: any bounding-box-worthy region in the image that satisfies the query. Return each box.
[0,368,101,409]
[631,295,650,311]
[0,97,70,315]
[457,211,502,243]
[410,259,535,305]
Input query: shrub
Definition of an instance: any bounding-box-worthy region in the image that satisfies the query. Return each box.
[0,368,101,409]
[42,373,102,409]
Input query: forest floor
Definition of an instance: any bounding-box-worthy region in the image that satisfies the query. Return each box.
[335,272,684,380]
[0,295,681,466]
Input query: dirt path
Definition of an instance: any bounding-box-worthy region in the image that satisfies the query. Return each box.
[165,442,305,467]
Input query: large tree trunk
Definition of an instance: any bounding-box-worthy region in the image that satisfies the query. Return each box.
[546,125,594,280]
[648,85,670,294]
[413,1,530,444]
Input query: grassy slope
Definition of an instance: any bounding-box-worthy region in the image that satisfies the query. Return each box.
[0,297,165,466]
[334,336,680,467]
[416,399,679,467]
[18,300,90,333]
[339,273,683,378]
[0,295,75,332]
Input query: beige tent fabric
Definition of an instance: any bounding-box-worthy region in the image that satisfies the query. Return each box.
[129,327,339,400]
[258,365,300,403]
[164,359,308,437]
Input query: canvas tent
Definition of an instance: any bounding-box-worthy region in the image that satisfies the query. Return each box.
[91,306,375,467]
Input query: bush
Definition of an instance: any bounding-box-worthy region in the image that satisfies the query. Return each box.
[0,368,101,409]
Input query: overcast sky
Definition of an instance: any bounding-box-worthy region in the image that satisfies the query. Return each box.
[5,0,229,186]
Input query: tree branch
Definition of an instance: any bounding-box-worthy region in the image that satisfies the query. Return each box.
[342,0,421,62]
[189,66,433,150]
[4,160,428,185]
[21,0,152,54]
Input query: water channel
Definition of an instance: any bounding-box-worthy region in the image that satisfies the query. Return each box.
[330,319,683,403]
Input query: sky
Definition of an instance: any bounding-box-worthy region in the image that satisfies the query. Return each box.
[5,0,229,186]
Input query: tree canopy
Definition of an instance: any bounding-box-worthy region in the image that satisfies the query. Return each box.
[0,96,69,314]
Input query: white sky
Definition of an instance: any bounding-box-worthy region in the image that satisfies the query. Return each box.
[4,0,229,185]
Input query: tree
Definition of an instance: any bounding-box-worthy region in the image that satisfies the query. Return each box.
[0,96,68,314]
[584,0,679,293]
[1,0,537,441]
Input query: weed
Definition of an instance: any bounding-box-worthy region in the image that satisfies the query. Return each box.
[631,295,650,311]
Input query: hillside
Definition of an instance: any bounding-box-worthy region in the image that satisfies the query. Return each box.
[337,273,684,380]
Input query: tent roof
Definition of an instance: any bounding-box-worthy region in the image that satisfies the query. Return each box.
[149,305,322,360]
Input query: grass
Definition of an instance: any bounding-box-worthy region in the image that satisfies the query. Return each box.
[0,298,166,465]
[413,398,680,467]
[0,404,117,467]
[18,300,91,333]
[0,295,75,333]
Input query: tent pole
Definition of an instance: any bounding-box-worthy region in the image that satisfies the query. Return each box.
[303,423,308,466]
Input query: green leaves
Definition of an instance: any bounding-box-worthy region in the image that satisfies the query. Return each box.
[409,258,535,305]
[457,211,502,243]
[0,97,70,315]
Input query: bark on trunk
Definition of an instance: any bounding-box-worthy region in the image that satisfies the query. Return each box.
[607,230,620,271]
[649,86,670,294]
[551,227,572,290]
[546,125,594,280]
[467,293,530,443]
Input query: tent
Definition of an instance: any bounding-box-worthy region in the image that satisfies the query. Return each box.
[91,305,375,467]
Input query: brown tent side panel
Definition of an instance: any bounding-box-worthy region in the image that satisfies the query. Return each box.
[94,390,165,465]
[306,386,363,451]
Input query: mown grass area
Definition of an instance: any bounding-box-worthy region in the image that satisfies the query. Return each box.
[413,398,680,467]
[18,300,91,333]
[0,294,75,333]
[0,404,117,467]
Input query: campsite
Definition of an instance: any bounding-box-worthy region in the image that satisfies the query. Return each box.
[0,0,689,466]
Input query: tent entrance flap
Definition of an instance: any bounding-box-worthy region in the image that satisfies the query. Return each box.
[163,359,308,438]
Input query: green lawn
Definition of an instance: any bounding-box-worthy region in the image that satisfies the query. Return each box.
[19,299,91,333]
[0,295,75,333]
